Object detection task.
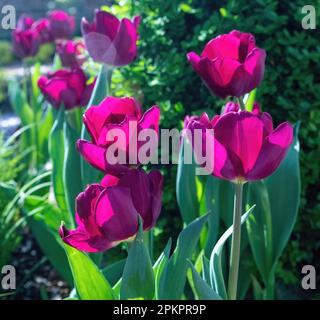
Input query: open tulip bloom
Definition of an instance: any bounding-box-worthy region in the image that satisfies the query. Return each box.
[60,168,163,252]
[81,10,140,67]
[187,30,266,98]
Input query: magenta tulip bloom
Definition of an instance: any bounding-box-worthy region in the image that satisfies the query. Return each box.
[186,110,293,182]
[33,18,53,44]
[47,10,75,39]
[187,30,266,98]
[38,68,95,110]
[81,10,140,66]
[59,168,163,252]
[12,29,40,58]
[56,40,86,68]
[77,96,160,174]
[16,14,34,31]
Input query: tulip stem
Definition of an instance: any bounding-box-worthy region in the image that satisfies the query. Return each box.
[228,182,244,300]
[237,97,245,110]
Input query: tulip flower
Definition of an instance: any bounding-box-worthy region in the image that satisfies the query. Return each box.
[16,14,34,31]
[56,40,86,68]
[38,68,95,110]
[77,97,160,174]
[59,168,163,252]
[186,110,293,182]
[47,10,75,40]
[81,10,140,67]
[33,18,53,44]
[187,30,266,98]
[12,28,40,58]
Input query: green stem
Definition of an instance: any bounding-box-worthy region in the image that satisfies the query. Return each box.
[228,182,244,300]
[237,97,245,110]
[265,271,275,300]
[143,230,154,263]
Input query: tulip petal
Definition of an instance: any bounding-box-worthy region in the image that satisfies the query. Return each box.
[95,186,139,241]
[187,52,201,72]
[95,10,119,41]
[77,139,129,175]
[214,111,265,174]
[244,48,266,92]
[59,225,114,253]
[247,122,293,180]
[83,97,140,144]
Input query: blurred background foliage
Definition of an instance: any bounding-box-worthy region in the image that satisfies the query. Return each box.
[109,0,320,296]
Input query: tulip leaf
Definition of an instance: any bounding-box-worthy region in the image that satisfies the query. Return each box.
[102,259,126,287]
[188,260,222,300]
[154,238,172,299]
[49,108,70,224]
[64,244,115,300]
[210,205,255,300]
[246,123,300,291]
[244,88,257,112]
[176,137,199,224]
[24,210,73,285]
[80,65,112,187]
[120,219,155,300]
[63,118,82,225]
[158,214,208,299]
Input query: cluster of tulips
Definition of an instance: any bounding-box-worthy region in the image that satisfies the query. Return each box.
[10,6,299,300]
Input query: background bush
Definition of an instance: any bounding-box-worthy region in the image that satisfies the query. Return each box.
[111,0,320,297]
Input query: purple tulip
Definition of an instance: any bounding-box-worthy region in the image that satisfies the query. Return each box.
[56,40,86,68]
[12,28,40,58]
[186,110,293,182]
[77,96,160,174]
[59,168,163,252]
[16,14,34,31]
[47,10,75,40]
[81,10,140,66]
[187,30,266,98]
[222,101,261,114]
[33,18,53,44]
[38,68,95,110]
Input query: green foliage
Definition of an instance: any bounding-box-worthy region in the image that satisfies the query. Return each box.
[0,41,14,66]
[111,0,320,292]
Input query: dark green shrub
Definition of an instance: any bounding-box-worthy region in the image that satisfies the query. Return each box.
[0,41,14,66]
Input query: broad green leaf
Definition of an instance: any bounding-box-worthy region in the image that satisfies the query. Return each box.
[188,261,222,300]
[64,244,114,300]
[102,259,126,287]
[120,219,155,300]
[38,106,53,164]
[26,213,72,284]
[158,214,208,299]
[246,124,300,286]
[154,238,172,300]
[80,65,112,186]
[63,118,82,221]
[244,88,257,112]
[49,108,70,224]
[210,205,255,300]
[176,137,199,224]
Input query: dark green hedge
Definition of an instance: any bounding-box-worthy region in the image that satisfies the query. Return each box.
[113,0,320,295]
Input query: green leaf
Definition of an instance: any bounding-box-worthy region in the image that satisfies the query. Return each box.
[49,108,70,224]
[188,261,222,300]
[64,244,114,300]
[120,219,155,300]
[246,123,300,286]
[80,65,112,187]
[244,88,257,112]
[158,214,208,299]
[102,259,126,287]
[26,213,72,284]
[210,205,255,300]
[176,137,199,224]
[63,118,82,221]
[154,238,172,300]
